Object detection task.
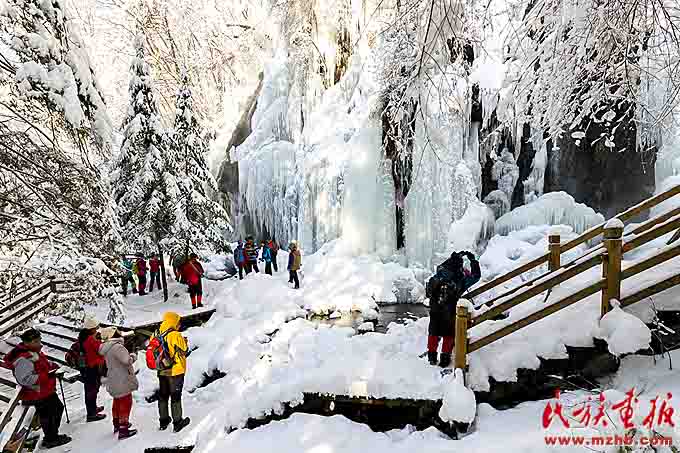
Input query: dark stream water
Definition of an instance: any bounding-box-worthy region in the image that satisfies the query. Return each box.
[309,303,429,333]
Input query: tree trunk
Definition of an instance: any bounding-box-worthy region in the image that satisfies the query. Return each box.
[158,244,169,302]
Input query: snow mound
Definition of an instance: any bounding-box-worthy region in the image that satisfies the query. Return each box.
[203,253,236,280]
[495,192,604,236]
[651,175,680,217]
[358,322,375,332]
[300,240,425,314]
[439,369,476,423]
[595,301,651,356]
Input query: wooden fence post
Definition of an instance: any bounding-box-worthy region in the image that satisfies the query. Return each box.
[549,234,561,271]
[601,220,624,317]
[454,305,469,371]
[48,277,56,293]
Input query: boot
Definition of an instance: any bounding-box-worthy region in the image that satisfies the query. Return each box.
[439,353,452,368]
[87,413,107,422]
[159,418,171,431]
[427,351,438,366]
[42,435,72,449]
[173,417,191,433]
[97,406,105,413]
[197,295,203,308]
[113,418,119,433]
[118,425,138,440]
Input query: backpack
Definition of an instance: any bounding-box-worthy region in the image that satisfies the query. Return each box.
[65,341,87,370]
[235,248,245,265]
[132,261,139,274]
[145,330,174,371]
[426,266,462,308]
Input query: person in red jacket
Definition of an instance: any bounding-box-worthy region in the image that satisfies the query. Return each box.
[136,256,148,296]
[181,253,204,309]
[149,255,162,292]
[79,317,107,422]
[4,329,72,449]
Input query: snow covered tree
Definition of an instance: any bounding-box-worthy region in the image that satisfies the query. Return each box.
[166,71,230,256]
[504,0,680,150]
[111,33,177,255]
[0,0,123,321]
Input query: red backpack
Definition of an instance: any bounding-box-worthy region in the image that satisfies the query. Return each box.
[145,330,174,371]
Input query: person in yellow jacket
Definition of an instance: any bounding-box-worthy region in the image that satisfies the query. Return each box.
[155,312,190,432]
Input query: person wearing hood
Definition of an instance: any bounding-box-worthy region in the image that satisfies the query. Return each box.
[79,317,106,422]
[287,242,301,289]
[3,329,71,449]
[233,240,246,280]
[425,251,481,367]
[99,327,139,439]
[154,312,190,432]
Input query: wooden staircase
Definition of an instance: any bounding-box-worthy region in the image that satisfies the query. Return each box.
[453,185,680,381]
[0,280,84,452]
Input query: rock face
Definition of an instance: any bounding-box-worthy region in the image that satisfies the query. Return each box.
[544,122,657,219]
[217,73,264,235]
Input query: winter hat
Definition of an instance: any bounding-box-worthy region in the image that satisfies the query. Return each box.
[83,317,100,330]
[99,327,118,341]
[20,328,41,343]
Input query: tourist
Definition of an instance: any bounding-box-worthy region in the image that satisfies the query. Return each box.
[120,255,137,296]
[244,236,259,274]
[79,317,107,422]
[425,251,480,368]
[233,240,246,280]
[149,254,162,292]
[268,239,279,272]
[287,241,301,289]
[3,329,71,449]
[99,327,139,439]
[136,255,148,296]
[155,312,190,432]
[181,253,204,309]
[260,240,273,275]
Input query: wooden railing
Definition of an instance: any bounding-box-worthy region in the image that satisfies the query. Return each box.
[453,185,680,374]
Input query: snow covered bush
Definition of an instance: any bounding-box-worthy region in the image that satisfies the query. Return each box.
[495,192,604,236]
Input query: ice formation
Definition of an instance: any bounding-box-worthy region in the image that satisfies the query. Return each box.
[495,192,604,236]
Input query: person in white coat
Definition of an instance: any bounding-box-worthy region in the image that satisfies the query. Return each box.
[98,327,139,440]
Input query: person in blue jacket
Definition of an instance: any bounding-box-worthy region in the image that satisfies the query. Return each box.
[260,240,273,275]
[233,240,246,280]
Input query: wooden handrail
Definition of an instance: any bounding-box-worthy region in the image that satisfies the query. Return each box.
[477,244,607,310]
[468,280,604,353]
[561,185,680,253]
[620,273,680,308]
[0,282,52,318]
[621,243,680,280]
[467,253,549,299]
[471,253,603,326]
[623,216,680,253]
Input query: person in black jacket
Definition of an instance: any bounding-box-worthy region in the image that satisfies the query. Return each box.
[425,251,481,367]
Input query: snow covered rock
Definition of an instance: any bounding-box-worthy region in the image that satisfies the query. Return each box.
[595,301,651,355]
[439,369,476,423]
[358,322,375,332]
[495,192,604,236]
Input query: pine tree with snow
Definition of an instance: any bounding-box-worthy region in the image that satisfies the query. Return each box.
[166,71,230,256]
[0,0,123,322]
[112,33,178,255]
